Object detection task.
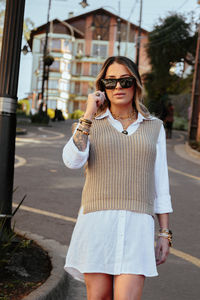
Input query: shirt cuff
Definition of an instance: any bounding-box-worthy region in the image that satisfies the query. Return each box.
[62,136,89,169]
[154,195,173,214]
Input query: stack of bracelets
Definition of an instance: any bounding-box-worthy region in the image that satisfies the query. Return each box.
[76,117,93,135]
[158,228,173,247]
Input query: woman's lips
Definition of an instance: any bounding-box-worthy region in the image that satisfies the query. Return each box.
[114,92,125,96]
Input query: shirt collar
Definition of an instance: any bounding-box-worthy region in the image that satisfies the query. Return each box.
[95,108,154,123]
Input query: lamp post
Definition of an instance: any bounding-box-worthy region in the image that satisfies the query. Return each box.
[41,0,52,114]
[0,0,26,231]
[136,0,143,67]
[79,0,89,8]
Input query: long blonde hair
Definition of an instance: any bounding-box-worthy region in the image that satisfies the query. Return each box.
[95,56,150,118]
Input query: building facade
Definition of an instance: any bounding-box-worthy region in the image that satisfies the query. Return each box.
[29,8,149,114]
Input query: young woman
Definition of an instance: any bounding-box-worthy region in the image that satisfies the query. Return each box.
[62,56,173,300]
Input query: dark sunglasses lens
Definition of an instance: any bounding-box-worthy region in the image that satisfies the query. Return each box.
[120,78,135,88]
[101,79,116,89]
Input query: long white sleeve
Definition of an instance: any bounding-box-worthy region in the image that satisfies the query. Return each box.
[62,123,90,169]
[154,125,173,214]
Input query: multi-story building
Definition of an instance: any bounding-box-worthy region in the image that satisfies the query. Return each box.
[28,8,149,114]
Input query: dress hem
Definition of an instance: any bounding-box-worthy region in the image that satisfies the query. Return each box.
[64,264,159,283]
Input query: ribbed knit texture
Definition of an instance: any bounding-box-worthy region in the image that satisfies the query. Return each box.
[81,117,162,216]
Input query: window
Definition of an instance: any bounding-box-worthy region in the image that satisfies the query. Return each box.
[40,38,45,52]
[60,60,71,72]
[51,39,61,52]
[63,39,72,53]
[76,63,82,75]
[76,42,84,56]
[74,101,79,110]
[74,82,81,94]
[39,59,43,70]
[48,80,58,89]
[91,63,103,76]
[59,80,70,92]
[49,60,60,71]
[92,44,107,57]
[37,79,42,90]
[48,100,57,109]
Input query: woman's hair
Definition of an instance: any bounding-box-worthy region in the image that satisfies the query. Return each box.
[95,56,151,118]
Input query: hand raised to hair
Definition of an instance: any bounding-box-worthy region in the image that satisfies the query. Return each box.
[84,91,106,120]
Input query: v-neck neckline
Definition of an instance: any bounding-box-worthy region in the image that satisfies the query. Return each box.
[104,118,145,138]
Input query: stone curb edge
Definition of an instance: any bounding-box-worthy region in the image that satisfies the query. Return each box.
[16,229,70,300]
[185,142,200,160]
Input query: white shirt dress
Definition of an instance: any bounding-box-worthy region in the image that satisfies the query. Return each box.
[62,108,173,282]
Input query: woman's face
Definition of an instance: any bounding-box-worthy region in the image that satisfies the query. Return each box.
[104,62,135,108]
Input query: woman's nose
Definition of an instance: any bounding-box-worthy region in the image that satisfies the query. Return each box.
[115,81,122,89]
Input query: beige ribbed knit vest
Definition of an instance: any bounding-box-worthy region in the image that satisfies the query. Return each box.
[81,117,162,216]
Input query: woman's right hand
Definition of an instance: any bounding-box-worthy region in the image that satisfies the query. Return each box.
[84,91,105,120]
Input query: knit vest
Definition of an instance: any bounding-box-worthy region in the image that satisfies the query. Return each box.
[81,117,162,216]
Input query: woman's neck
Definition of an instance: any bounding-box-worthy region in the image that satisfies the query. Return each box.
[110,104,135,117]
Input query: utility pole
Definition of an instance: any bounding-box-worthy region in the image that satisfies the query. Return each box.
[136,0,143,67]
[188,23,200,141]
[41,0,52,111]
[117,1,121,56]
[0,0,26,230]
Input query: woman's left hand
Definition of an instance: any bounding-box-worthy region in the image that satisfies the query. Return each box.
[155,237,170,265]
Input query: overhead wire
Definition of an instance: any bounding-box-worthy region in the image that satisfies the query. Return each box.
[176,0,190,10]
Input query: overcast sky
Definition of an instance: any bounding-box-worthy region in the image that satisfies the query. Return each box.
[24,0,199,31]
[17,0,199,99]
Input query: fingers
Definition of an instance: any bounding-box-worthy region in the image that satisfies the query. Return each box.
[156,238,169,265]
[86,91,105,116]
[94,91,105,105]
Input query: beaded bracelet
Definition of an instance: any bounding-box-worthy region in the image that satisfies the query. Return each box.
[77,127,89,135]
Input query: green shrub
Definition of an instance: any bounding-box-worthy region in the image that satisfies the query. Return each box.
[69,109,84,119]
[31,113,50,124]
[173,116,188,131]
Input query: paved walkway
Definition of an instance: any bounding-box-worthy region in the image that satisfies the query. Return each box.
[13,121,200,299]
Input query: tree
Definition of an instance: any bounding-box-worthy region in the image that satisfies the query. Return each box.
[143,13,197,118]
[0,1,34,55]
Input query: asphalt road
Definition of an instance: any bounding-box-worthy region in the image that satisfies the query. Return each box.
[13,119,200,300]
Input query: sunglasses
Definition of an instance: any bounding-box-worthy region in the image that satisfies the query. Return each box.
[101,77,136,89]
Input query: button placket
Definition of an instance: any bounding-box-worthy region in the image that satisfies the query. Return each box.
[114,210,126,274]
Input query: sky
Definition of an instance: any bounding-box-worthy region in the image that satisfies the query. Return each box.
[17,0,200,99]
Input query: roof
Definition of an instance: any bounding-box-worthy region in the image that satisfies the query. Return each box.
[28,19,84,49]
[65,7,148,33]
[28,7,148,49]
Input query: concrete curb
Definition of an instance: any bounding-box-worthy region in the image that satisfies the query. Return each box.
[185,142,200,160]
[16,230,70,300]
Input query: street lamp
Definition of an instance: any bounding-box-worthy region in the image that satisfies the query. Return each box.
[79,0,89,8]
[22,44,31,55]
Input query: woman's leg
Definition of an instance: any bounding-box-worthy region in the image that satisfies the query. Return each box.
[84,273,113,300]
[113,274,145,300]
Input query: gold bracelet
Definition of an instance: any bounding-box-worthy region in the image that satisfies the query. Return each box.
[79,121,91,129]
[80,117,92,125]
[77,128,89,135]
[158,230,172,247]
